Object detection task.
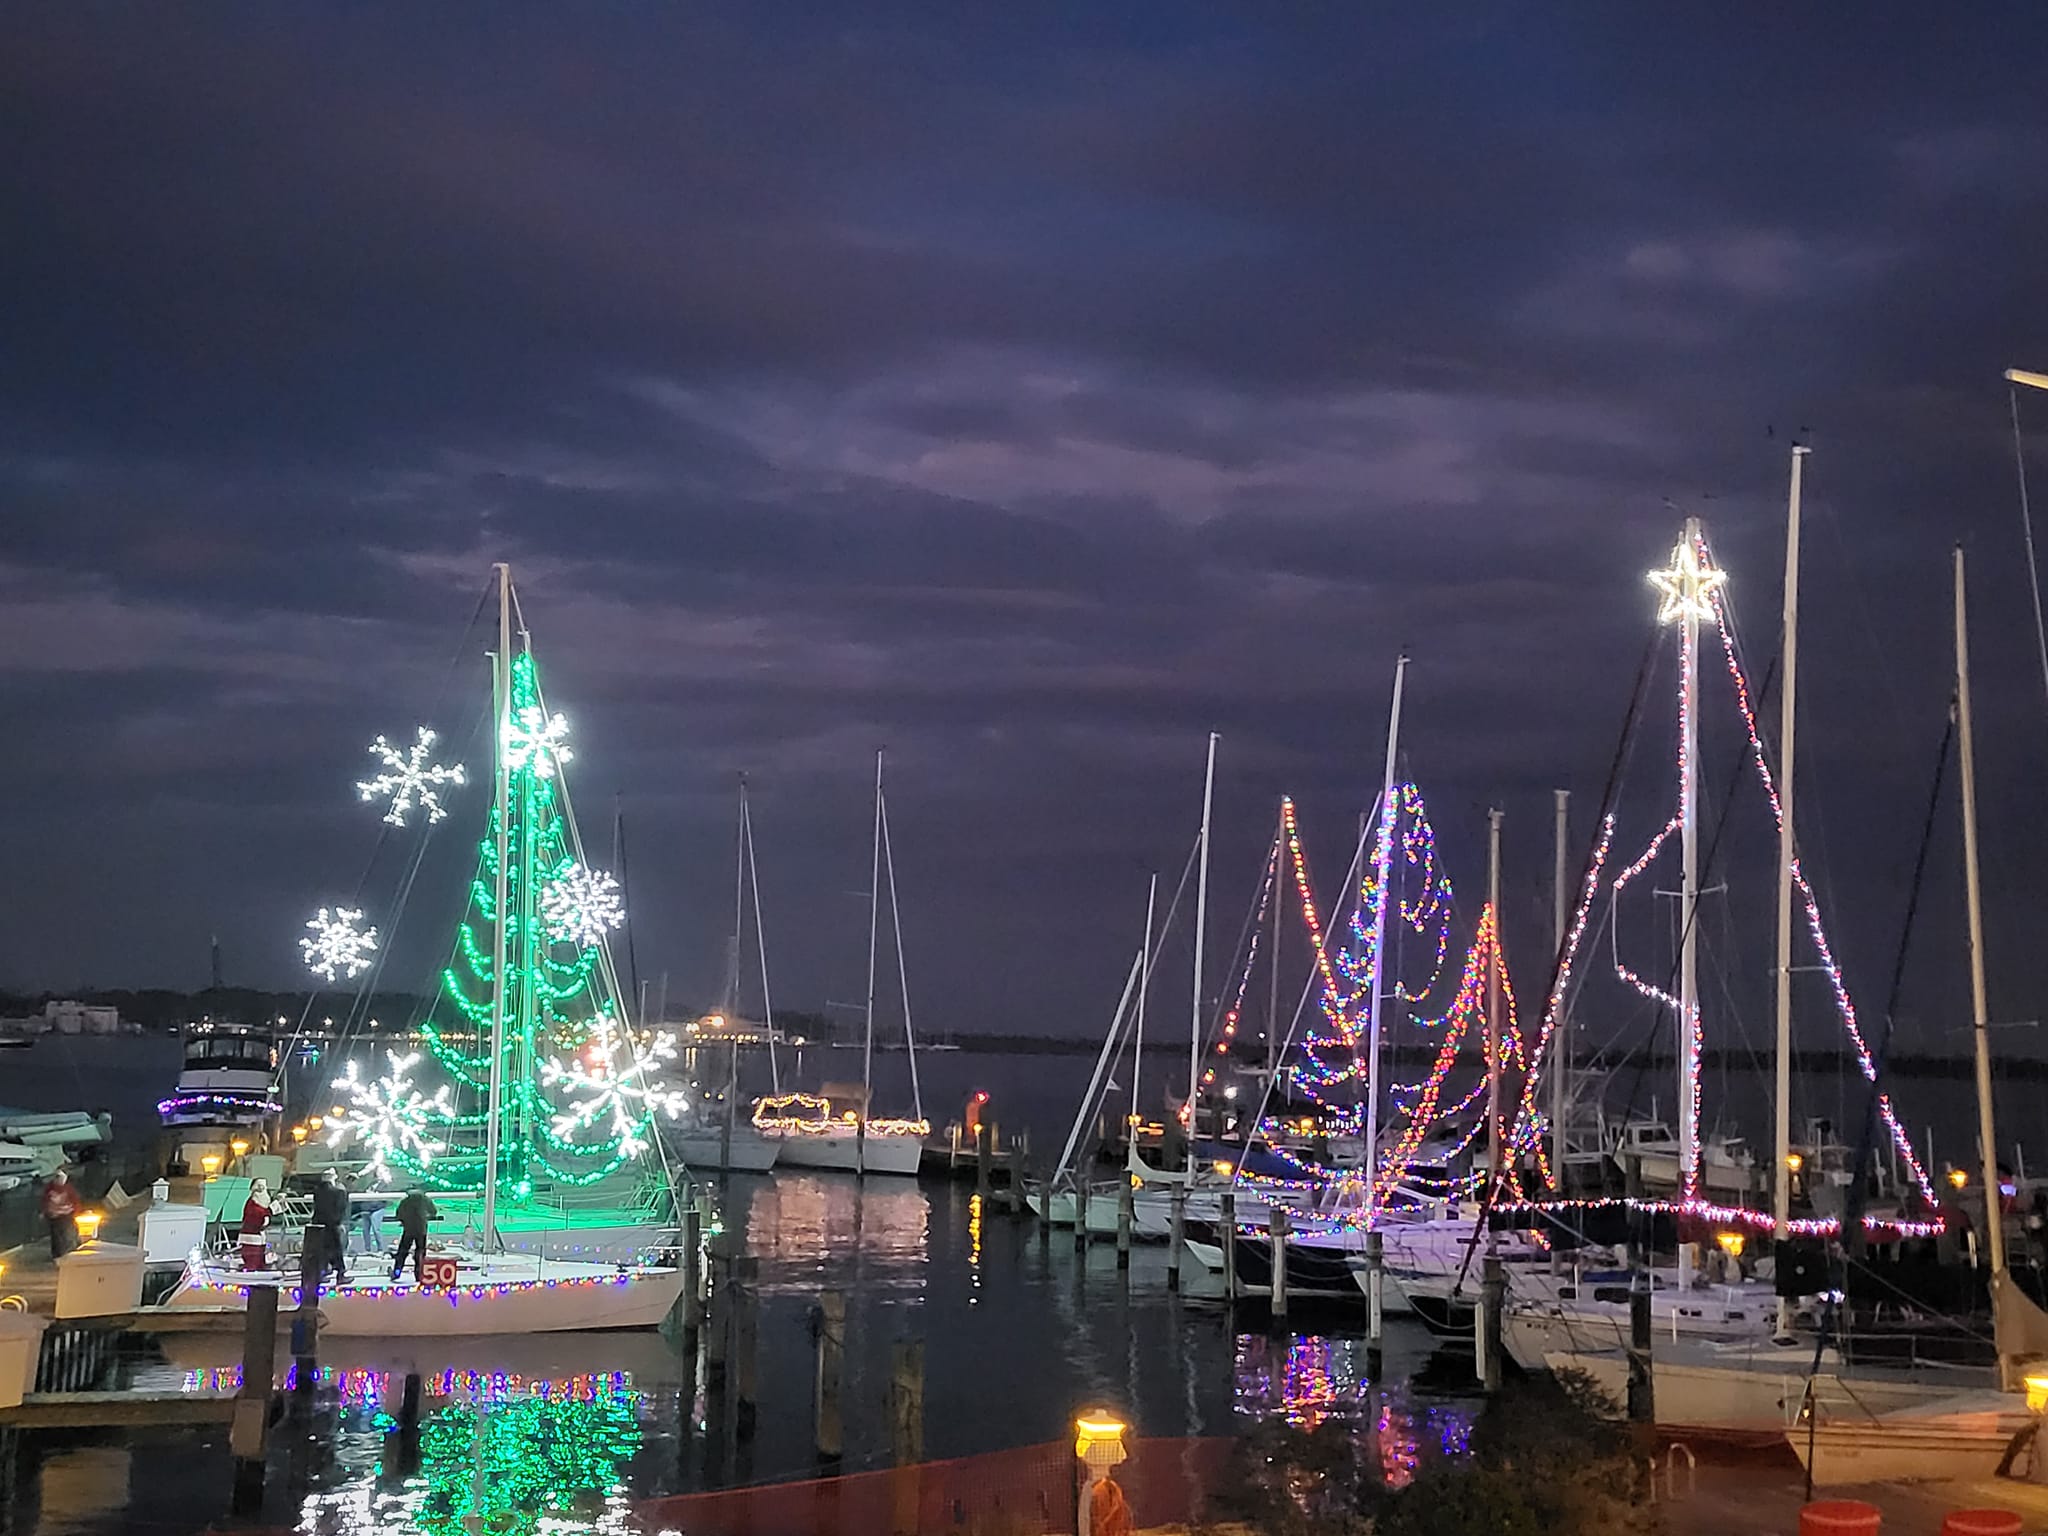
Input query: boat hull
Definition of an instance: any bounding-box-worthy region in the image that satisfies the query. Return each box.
[668,1130,782,1173]
[1545,1347,1973,1430]
[1787,1396,2036,1486]
[168,1257,686,1337]
[774,1128,923,1175]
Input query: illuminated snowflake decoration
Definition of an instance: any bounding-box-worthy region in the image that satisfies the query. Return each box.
[540,1020,687,1158]
[301,906,378,983]
[503,703,573,780]
[540,861,625,948]
[328,1050,453,1184]
[356,725,467,826]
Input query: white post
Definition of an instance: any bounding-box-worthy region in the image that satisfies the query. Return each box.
[1774,447,1807,1337]
[1955,547,2004,1280]
[1188,732,1218,1175]
[1551,788,1570,1194]
[483,561,511,1253]
[860,748,884,1176]
[1486,806,1504,1242]
[1678,517,1704,1202]
[1362,656,1408,1221]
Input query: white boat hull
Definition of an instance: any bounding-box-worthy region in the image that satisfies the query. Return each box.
[668,1129,782,1173]
[168,1254,686,1337]
[773,1127,923,1175]
[1547,1345,1975,1430]
[1786,1393,2036,1486]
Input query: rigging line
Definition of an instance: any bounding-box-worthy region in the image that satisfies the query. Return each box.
[1465,622,1657,1272]
[2012,384,2048,727]
[282,575,495,1090]
[614,795,641,1023]
[744,794,779,1095]
[1805,705,1957,1499]
[878,789,922,1123]
[1195,811,1284,1063]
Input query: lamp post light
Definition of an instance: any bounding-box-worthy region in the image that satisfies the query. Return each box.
[1074,1410,1130,1536]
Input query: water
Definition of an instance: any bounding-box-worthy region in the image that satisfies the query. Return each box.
[3,1171,1471,1534]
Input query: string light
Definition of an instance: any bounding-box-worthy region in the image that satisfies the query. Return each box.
[328,1050,453,1183]
[1490,1196,1944,1242]
[539,860,626,948]
[301,906,378,983]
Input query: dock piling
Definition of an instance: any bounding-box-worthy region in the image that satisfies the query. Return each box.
[1478,1253,1504,1391]
[682,1198,704,1335]
[1167,1184,1186,1292]
[733,1256,759,1441]
[976,1122,992,1200]
[813,1290,845,1466]
[1074,1186,1090,1249]
[1365,1228,1384,1360]
[1115,1182,1133,1270]
[229,1286,278,1514]
[888,1336,924,1464]
[1267,1206,1289,1326]
[1628,1269,1654,1422]
[1219,1189,1237,1301]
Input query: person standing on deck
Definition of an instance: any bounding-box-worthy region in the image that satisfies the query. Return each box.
[239,1178,274,1270]
[309,1168,351,1286]
[39,1169,79,1259]
[391,1186,439,1283]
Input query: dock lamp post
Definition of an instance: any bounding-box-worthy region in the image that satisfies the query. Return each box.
[1074,1410,1130,1536]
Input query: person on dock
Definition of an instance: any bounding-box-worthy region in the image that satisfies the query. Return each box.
[39,1169,79,1259]
[239,1178,274,1271]
[309,1168,351,1287]
[391,1186,439,1283]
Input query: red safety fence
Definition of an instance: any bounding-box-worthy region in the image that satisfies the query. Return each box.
[634,1435,1235,1536]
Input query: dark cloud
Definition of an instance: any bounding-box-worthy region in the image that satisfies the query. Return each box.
[4,3,2048,1112]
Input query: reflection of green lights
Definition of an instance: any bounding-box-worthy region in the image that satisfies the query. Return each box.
[413,1390,641,1536]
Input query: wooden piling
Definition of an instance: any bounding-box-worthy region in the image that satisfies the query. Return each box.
[1219,1188,1238,1301]
[888,1337,924,1536]
[1628,1269,1654,1422]
[703,1237,729,1389]
[1074,1185,1090,1248]
[1115,1182,1133,1270]
[1167,1184,1186,1292]
[1267,1205,1289,1325]
[813,1290,845,1465]
[1365,1228,1385,1350]
[681,1197,705,1335]
[1479,1253,1505,1391]
[976,1122,992,1200]
[732,1256,758,1441]
[230,1286,278,1514]
[291,1240,320,1394]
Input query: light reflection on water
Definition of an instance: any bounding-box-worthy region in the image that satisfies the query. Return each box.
[1231,1334,1478,1490]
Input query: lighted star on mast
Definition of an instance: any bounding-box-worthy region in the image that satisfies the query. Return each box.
[1646,536,1728,625]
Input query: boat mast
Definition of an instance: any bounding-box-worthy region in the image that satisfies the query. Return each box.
[728,775,747,1018]
[860,748,884,1176]
[1188,732,1218,1175]
[483,561,511,1253]
[1678,517,1705,1201]
[1486,805,1504,1240]
[880,781,923,1125]
[1132,871,1155,1163]
[1362,656,1408,1222]
[1550,788,1569,1193]
[1774,445,1808,1338]
[743,787,780,1093]
[1955,547,2004,1282]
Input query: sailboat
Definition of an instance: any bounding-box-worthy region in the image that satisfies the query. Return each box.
[169,564,685,1333]
[667,777,782,1173]
[1789,546,2033,1482]
[754,748,927,1175]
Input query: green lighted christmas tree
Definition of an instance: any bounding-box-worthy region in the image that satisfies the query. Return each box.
[329,644,682,1197]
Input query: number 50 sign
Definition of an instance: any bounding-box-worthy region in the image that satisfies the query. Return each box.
[420,1256,459,1289]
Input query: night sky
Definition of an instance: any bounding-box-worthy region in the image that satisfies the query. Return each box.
[7,7,2048,1064]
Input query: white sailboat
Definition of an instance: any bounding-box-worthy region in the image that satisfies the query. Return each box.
[758,748,926,1176]
[170,563,685,1334]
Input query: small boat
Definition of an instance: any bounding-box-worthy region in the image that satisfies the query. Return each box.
[157,1020,281,1128]
[167,1250,685,1337]
[0,1108,112,1150]
[1789,1390,2035,1485]
[668,1125,782,1173]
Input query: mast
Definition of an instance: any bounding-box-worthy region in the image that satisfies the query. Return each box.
[1188,732,1218,1175]
[1362,656,1408,1220]
[483,561,511,1253]
[1133,872,1156,1159]
[860,748,884,1175]
[744,790,780,1093]
[1678,517,1704,1200]
[1955,547,2003,1279]
[1774,446,1808,1337]
[1550,789,1569,1194]
[880,784,923,1124]
[728,775,747,1017]
[1486,805,1504,1237]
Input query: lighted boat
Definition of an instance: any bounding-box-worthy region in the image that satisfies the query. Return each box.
[166,1249,685,1337]
[756,1092,925,1176]
[158,1020,281,1129]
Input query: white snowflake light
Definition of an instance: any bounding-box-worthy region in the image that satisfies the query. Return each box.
[540,1020,687,1158]
[540,861,625,948]
[328,1051,453,1185]
[357,725,467,826]
[301,906,379,982]
[503,703,573,780]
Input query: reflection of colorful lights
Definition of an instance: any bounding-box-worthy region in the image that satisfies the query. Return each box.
[967,1192,983,1286]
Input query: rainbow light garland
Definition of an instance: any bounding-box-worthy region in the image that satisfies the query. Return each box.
[193,1271,642,1303]
[1490,1196,1944,1241]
